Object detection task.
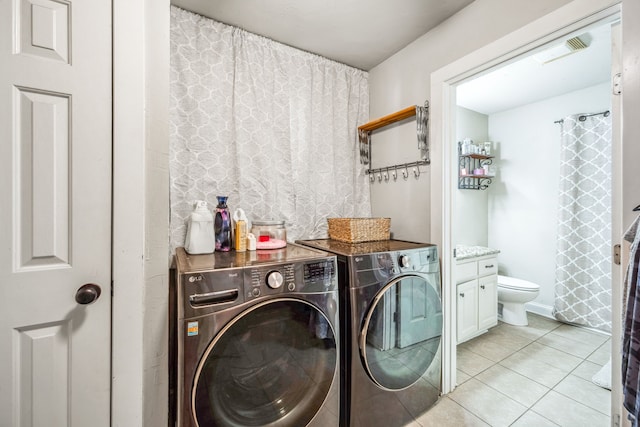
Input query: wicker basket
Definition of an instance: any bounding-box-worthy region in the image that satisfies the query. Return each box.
[327,217,391,243]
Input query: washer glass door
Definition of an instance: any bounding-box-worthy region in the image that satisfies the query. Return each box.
[192,299,337,426]
[360,273,442,390]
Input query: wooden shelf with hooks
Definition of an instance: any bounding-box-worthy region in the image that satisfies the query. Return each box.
[358,103,429,182]
[358,106,417,133]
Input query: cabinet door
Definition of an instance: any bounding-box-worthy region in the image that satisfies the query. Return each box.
[457,280,478,343]
[478,274,498,330]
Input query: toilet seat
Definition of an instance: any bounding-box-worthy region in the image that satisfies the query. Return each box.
[497,275,539,292]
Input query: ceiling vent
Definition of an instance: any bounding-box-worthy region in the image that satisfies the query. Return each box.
[533,36,588,64]
[566,36,588,51]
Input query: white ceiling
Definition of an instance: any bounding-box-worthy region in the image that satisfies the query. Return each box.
[168,1,612,114]
[170,0,475,70]
[456,23,612,115]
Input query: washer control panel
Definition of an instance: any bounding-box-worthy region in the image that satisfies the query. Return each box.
[246,264,297,298]
[244,258,336,301]
[176,246,337,319]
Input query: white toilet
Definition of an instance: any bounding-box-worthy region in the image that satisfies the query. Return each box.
[497,275,540,326]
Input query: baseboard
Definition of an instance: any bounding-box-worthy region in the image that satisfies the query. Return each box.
[525,302,555,319]
[525,301,611,336]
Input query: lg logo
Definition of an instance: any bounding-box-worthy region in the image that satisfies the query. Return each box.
[188,275,203,283]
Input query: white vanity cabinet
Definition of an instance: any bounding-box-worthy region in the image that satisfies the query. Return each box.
[456,255,498,344]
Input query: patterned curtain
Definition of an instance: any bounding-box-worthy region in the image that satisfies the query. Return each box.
[553,113,612,332]
[169,7,371,253]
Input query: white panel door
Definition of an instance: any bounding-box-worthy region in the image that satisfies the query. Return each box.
[0,0,112,426]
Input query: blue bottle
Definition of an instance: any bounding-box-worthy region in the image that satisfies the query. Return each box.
[214,196,231,251]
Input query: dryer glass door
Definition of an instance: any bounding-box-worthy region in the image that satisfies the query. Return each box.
[360,273,442,390]
[192,299,337,426]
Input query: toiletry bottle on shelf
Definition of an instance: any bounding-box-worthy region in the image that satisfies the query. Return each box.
[214,196,231,251]
[461,138,472,155]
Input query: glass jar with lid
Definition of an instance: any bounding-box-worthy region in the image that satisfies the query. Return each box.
[251,220,287,249]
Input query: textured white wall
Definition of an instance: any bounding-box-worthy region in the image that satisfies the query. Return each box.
[143,0,171,424]
[368,0,574,242]
[487,82,611,310]
[454,107,489,247]
[112,0,170,426]
[369,0,569,242]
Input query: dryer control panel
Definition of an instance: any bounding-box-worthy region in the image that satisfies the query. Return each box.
[350,246,439,289]
[396,246,439,273]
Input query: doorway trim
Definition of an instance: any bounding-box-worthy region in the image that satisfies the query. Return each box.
[429,0,622,419]
[112,0,170,425]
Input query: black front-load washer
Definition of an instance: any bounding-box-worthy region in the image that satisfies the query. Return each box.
[174,244,339,427]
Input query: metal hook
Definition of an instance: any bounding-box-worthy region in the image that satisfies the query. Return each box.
[369,173,375,183]
[392,166,397,181]
[383,168,389,182]
[377,172,382,183]
[402,166,409,180]
[414,167,420,178]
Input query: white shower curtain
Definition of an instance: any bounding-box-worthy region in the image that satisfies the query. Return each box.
[554,112,612,332]
[169,7,371,252]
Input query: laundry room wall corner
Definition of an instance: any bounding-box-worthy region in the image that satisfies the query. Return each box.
[112,0,171,426]
[142,0,171,424]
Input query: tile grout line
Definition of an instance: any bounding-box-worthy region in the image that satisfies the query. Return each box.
[456,317,611,425]
[531,328,612,419]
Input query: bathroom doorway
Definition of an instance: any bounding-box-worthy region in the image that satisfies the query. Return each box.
[429,3,627,424]
[454,20,614,332]
[451,18,617,422]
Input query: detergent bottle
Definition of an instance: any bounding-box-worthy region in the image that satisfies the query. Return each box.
[184,200,215,254]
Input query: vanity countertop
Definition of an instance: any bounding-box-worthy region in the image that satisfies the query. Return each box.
[455,244,500,261]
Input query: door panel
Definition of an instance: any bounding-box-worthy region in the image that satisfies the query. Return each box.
[0,0,112,425]
[16,321,71,427]
[18,0,70,63]
[15,87,70,268]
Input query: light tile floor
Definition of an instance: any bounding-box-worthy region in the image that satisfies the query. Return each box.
[410,314,611,427]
